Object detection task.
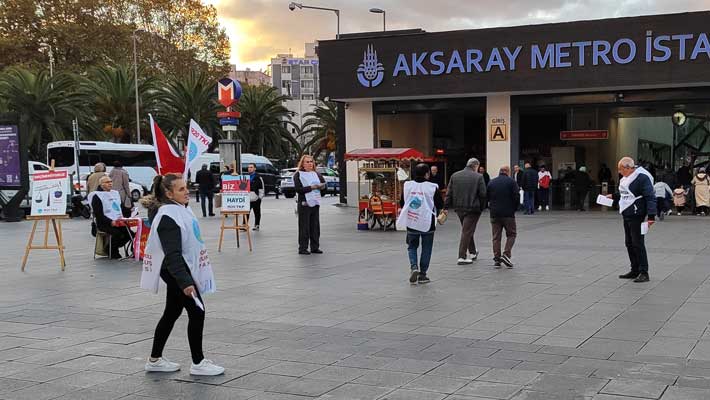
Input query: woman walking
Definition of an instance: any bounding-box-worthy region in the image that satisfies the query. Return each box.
[140,174,223,376]
[692,167,710,215]
[293,155,326,255]
[398,163,443,284]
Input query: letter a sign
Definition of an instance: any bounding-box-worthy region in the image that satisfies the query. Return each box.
[490,123,507,142]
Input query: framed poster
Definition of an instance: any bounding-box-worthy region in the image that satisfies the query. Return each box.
[221,175,250,212]
[30,170,69,216]
[0,125,21,189]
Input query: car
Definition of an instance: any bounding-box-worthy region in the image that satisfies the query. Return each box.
[279,168,298,198]
[77,173,146,202]
[317,166,340,196]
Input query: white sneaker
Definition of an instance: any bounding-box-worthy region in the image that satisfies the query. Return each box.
[537,206,542,211]
[253,225,260,231]
[468,251,479,261]
[190,359,225,376]
[677,212,681,216]
[545,205,550,211]
[145,357,180,372]
[457,258,473,265]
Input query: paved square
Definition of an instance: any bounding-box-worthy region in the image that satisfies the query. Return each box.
[2,196,710,399]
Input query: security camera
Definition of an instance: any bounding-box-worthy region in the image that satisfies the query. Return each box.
[289,3,296,11]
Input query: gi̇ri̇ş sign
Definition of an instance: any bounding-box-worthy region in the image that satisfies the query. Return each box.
[30,170,68,216]
[221,175,250,212]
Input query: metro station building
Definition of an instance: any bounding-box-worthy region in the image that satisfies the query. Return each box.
[318,11,710,206]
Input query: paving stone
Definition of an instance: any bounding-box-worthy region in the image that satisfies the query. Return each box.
[353,370,419,387]
[223,372,296,390]
[379,358,443,374]
[427,363,490,380]
[259,361,324,377]
[304,366,368,383]
[455,381,523,399]
[316,383,391,399]
[380,389,447,400]
[477,368,540,385]
[0,377,38,393]
[527,374,608,397]
[270,378,344,397]
[403,374,470,394]
[600,378,667,399]
[660,386,710,400]
[2,382,77,400]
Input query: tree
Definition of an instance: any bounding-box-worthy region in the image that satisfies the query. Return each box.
[236,85,300,158]
[0,0,230,78]
[0,67,87,159]
[155,70,222,147]
[82,64,157,143]
[300,101,338,161]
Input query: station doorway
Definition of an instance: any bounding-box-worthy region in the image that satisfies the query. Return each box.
[373,98,486,181]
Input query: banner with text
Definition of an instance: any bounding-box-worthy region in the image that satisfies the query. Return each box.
[221,175,250,212]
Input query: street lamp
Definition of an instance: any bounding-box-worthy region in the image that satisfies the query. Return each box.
[369,8,386,31]
[132,29,143,143]
[39,44,55,88]
[289,2,340,39]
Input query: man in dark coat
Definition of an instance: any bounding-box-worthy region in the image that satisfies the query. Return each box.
[521,162,538,215]
[574,166,592,211]
[609,157,656,283]
[487,165,520,268]
[444,158,487,265]
[195,164,215,217]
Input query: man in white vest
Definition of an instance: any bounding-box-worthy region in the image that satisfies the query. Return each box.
[88,176,130,258]
[607,157,656,283]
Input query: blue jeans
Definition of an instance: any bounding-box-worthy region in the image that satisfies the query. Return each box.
[524,190,535,214]
[406,231,434,274]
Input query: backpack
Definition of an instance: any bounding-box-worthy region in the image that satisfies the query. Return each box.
[540,175,551,189]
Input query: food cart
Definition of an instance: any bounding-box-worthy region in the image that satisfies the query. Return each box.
[344,148,425,231]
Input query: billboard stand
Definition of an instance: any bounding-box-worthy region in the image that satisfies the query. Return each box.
[0,114,28,222]
[217,162,252,252]
[21,160,69,271]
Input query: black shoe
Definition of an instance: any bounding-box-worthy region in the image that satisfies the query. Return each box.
[409,268,419,284]
[501,255,514,268]
[209,213,216,217]
[634,273,650,283]
[299,250,311,255]
[418,274,430,284]
[619,271,639,279]
[311,249,323,254]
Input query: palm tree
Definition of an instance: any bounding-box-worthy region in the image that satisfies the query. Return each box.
[300,101,337,161]
[82,64,157,143]
[155,71,221,147]
[236,85,300,157]
[0,67,87,159]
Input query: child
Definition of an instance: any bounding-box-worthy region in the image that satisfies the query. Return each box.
[673,185,687,216]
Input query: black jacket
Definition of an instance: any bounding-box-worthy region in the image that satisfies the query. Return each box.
[522,167,538,191]
[157,215,194,290]
[514,170,524,188]
[195,168,215,192]
[487,174,520,218]
[574,171,592,191]
[293,171,326,206]
[91,192,113,232]
[444,167,487,213]
[613,173,657,219]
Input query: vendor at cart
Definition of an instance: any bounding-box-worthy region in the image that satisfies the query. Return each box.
[89,176,131,259]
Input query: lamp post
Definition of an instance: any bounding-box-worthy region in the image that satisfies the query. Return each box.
[369,8,386,31]
[289,2,340,39]
[132,29,143,143]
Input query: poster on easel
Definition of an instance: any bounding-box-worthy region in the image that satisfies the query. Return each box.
[221,175,250,212]
[30,170,69,216]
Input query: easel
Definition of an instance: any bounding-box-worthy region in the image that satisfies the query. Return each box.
[217,211,252,252]
[21,160,68,271]
[217,162,253,252]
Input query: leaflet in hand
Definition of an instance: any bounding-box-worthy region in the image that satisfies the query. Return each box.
[596,194,613,207]
[191,292,205,311]
[641,221,649,235]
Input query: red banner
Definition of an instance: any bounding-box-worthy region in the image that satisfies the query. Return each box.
[560,130,608,140]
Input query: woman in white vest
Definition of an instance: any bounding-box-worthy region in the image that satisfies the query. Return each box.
[88,176,130,258]
[397,163,444,284]
[293,155,326,254]
[139,174,224,376]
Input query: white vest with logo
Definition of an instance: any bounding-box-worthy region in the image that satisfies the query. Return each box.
[88,190,122,221]
[396,180,438,233]
[140,203,216,295]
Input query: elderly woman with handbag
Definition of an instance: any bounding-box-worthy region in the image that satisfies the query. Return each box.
[293,155,326,255]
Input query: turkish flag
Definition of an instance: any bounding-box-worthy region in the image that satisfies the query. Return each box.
[149,114,185,176]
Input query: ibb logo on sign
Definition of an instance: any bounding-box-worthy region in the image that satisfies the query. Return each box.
[357,44,384,88]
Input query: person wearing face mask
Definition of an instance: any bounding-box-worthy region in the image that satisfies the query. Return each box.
[293,155,326,255]
[88,176,130,258]
[247,163,265,230]
[692,167,710,216]
[139,174,224,376]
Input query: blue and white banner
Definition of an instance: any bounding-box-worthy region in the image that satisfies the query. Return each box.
[183,120,213,179]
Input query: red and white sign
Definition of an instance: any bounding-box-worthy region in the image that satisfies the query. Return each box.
[217,111,241,118]
[30,170,69,216]
[560,130,609,140]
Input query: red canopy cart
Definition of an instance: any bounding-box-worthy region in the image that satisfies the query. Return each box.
[345,148,425,230]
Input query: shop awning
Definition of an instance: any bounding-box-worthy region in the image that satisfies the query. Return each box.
[344,148,425,161]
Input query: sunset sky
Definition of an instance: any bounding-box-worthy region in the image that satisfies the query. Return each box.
[207,0,710,72]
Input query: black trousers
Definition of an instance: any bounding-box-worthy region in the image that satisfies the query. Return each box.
[199,191,214,217]
[623,216,649,274]
[150,268,205,364]
[298,204,320,251]
[250,199,262,226]
[575,190,588,210]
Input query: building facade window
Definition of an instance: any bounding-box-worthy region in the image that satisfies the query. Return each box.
[302,94,314,100]
[281,65,291,74]
[301,80,314,89]
[302,65,314,75]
